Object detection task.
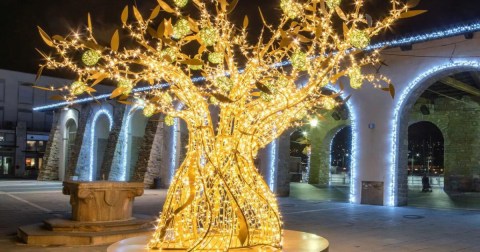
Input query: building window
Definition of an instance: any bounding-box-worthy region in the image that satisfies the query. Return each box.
[26,141,36,151]
[25,158,36,170]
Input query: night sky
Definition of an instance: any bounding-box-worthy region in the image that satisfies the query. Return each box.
[1,0,480,76]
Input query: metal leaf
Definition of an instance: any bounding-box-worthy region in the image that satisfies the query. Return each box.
[121,6,128,24]
[111,29,119,51]
[149,5,161,20]
[110,87,126,99]
[49,95,64,101]
[399,10,427,19]
[35,66,45,81]
[87,13,93,32]
[133,6,143,23]
[407,0,421,8]
[255,82,272,95]
[37,27,54,47]
[157,0,175,13]
[335,6,347,21]
[212,93,233,103]
[227,0,239,14]
[243,15,249,29]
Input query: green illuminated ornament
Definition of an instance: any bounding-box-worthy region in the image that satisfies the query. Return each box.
[199,28,217,46]
[209,96,219,105]
[216,76,233,92]
[208,52,224,64]
[291,50,308,71]
[172,19,191,40]
[348,66,363,89]
[70,81,87,96]
[326,0,342,9]
[164,115,175,126]
[161,48,177,62]
[277,76,289,87]
[143,103,156,117]
[162,92,173,104]
[348,28,370,49]
[322,97,337,110]
[189,64,203,70]
[82,50,101,66]
[117,79,133,95]
[280,0,302,19]
[173,0,188,8]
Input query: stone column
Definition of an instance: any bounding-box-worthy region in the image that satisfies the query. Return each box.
[100,104,125,180]
[276,131,292,196]
[66,105,92,179]
[15,121,27,177]
[38,110,61,180]
[132,115,162,187]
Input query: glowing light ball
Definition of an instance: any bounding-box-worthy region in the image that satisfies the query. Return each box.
[82,50,101,66]
[117,79,133,95]
[348,66,363,89]
[173,0,188,8]
[199,28,217,46]
[326,0,342,9]
[70,81,87,95]
[161,48,177,62]
[143,103,157,117]
[280,0,302,19]
[164,115,175,126]
[172,19,191,39]
[216,76,233,92]
[321,97,337,110]
[291,50,308,71]
[208,52,224,64]
[348,28,370,49]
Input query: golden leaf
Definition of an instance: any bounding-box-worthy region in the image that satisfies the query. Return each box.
[164,19,173,37]
[342,23,349,39]
[52,35,64,42]
[243,15,249,29]
[118,100,134,105]
[147,26,158,38]
[407,0,421,8]
[389,83,395,99]
[110,87,126,99]
[212,93,233,103]
[365,14,373,27]
[37,27,54,47]
[399,10,427,19]
[121,6,129,24]
[255,82,272,94]
[227,0,239,14]
[335,6,347,21]
[92,73,109,86]
[258,7,268,26]
[49,95,64,101]
[133,6,143,23]
[33,85,52,91]
[149,5,161,20]
[181,58,203,65]
[35,66,45,81]
[157,0,175,13]
[111,29,119,51]
[87,13,93,32]
[187,17,199,33]
[157,21,165,38]
[218,0,227,12]
[85,86,96,93]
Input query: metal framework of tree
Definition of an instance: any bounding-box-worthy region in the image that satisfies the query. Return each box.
[36,0,423,250]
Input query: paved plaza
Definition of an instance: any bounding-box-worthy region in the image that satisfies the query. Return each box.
[1,180,480,251]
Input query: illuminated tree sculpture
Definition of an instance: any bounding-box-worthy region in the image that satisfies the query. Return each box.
[36,0,423,250]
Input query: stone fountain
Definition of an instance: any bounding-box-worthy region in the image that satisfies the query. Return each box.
[18,181,155,246]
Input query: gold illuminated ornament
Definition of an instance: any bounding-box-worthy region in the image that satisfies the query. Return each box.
[349,66,363,89]
[348,28,370,49]
[164,115,175,126]
[81,50,101,66]
[321,97,337,110]
[173,0,188,8]
[117,79,133,95]
[291,50,308,71]
[326,0,342,9]
[208,52,223,64]
[172,19,191,39]
[142,103,156,117]
[199,27,217,46]
[280,0,302,19]
[70,81,87,96]
[36,0,415,250]
[161,48,177,62]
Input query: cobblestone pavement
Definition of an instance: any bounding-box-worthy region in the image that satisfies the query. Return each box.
[1,180,480,251]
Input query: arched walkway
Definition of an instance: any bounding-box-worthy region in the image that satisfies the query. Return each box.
[392,61,480,206]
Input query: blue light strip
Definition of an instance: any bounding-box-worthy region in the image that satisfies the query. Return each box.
[33,22,480,112]
[119,106,138,181]
[390,60,480,206]
[89,109,113,181]
[268,139,277,192]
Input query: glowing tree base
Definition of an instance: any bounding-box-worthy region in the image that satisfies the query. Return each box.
[107,230,329,252]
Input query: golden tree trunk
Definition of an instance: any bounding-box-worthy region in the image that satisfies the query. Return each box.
[148,143,282,250]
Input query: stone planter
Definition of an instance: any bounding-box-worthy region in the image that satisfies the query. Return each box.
[62,181,144,222]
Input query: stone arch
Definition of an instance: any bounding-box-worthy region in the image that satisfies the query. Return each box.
[327,125,352,185]
[392,61,480,206]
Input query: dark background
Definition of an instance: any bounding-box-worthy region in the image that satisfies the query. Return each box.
[1,0,480,76]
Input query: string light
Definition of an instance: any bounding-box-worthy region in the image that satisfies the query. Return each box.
[88,109,113,181]
[36,0,411,249]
